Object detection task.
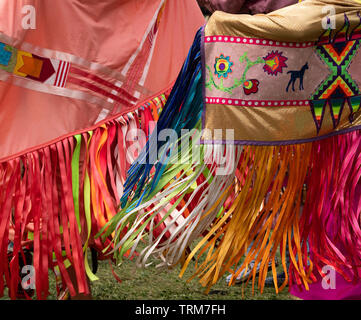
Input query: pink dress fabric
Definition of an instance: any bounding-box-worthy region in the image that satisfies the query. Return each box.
[0,0,204,161]
[290,183,361,300]
[290,272,361,300]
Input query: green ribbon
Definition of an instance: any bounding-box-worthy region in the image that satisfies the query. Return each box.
[71,134,82,232]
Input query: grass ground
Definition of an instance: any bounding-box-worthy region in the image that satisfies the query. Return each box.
[1,253,292,300]
[87,258,292,300]
[85,236,293,300]
[1,242,293,300]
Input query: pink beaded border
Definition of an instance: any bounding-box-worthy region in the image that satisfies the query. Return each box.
[204,35,315,48]
[205,97,310,107]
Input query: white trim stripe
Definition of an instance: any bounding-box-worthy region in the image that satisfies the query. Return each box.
[205,35,314,48]
[121,0,166,77]
[54,61,70,88]
[205,97,310,107]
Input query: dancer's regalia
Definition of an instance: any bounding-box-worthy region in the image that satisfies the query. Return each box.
[102,0,361,297]
[0,0,204,299]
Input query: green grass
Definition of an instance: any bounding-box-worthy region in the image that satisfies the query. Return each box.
[1,241,293,300]
[1,255,292,300]
[87,258,292,300]
[85,238,293,300]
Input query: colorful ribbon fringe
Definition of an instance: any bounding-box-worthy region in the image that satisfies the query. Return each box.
[0,92,168,299]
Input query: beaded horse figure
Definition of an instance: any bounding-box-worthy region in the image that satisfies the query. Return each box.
[286,62,309,92]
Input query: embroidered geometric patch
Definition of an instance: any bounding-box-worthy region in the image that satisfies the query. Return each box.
[15,52,55,82]
[312,41,360,100]
[0,43,17,73]
[0,43,12,66]
[329,98,346,128]
[348,95,361,122]
[309,99,328,133]
[0,43,69,87]
[311,14,361,132]
[0,39,136,108]
[18,55,43,78]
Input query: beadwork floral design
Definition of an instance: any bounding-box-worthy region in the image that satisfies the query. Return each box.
[214,54,233,79]
[263,50,288,76]
[243,79,259,95]
[206,50,288,95]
